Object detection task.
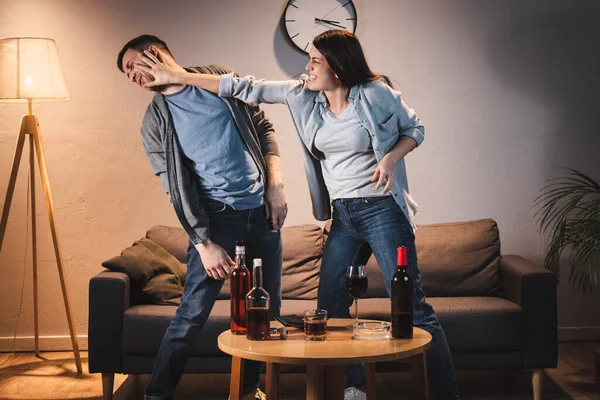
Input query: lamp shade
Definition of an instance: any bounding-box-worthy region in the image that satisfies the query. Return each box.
[0,37,69,102]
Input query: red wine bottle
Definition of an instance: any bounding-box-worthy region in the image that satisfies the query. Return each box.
[246,259,270,340]
[391,246,413,339]
[230,241,250,335]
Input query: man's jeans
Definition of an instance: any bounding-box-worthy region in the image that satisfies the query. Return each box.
[145,201,282,400]
[317,196,460,400]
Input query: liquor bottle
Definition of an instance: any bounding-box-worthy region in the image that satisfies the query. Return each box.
[391,246,413,339]
[246,259,270,340]
[230,241,250,335]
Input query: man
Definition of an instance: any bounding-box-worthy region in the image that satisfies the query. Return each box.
[117,35,287,400]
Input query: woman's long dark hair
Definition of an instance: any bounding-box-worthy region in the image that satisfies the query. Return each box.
[312,29,392,88]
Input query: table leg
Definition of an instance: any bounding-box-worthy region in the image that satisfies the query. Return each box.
[365,363,377,399]
[230,356,244,400]
[325,365,344,400]
[306,365,325,400]
[267,362,280,400]
[410,352,429,400]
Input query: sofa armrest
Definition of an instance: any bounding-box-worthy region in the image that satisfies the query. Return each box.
[500,255,557,368]
[88,271,130,373]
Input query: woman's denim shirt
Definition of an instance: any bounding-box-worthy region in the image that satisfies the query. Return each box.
[219,73,425,232]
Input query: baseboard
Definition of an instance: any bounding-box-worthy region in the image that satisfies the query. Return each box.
[558,326,600,341]
[0,335,88,352]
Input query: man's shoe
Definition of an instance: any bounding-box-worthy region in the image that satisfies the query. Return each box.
[228,388,267,400]
[344,387,367,400]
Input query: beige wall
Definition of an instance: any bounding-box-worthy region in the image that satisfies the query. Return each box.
[1,0,599,350]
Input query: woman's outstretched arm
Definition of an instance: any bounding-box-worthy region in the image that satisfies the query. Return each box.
[136,49,221,93]
[136,48,300,105]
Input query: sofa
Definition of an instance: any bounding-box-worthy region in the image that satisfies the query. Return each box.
[89,218,557,399]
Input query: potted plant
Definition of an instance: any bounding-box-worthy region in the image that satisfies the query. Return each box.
[534,167,600,385]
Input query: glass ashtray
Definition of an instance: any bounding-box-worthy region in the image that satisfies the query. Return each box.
[352,321,391,340]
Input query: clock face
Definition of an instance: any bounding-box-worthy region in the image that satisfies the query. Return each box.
[283,0,358,54]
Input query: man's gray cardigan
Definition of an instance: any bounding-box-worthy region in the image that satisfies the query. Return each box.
[140,65,279,245]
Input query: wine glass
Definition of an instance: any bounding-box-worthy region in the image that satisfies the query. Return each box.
[345,265,368,325]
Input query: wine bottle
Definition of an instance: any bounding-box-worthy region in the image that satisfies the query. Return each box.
[391,246,413,339]
[230,241,250,335]
[246,259,270,340]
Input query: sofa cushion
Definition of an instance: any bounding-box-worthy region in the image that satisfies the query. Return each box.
[356,296,523,352]
[281,224,322,300]
[429,297,523,351]
[123,296,522,355]
[324,219,501,298]
[146,224,323,301]
[102,238,185,305]
[123,303,227,357]
[122,299,317,356]
[213,223,323,301]
[146,225,189,264]
[417,219,501,297]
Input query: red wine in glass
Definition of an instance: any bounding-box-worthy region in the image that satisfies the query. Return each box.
[346,275,368,299]
[345,265,368,325]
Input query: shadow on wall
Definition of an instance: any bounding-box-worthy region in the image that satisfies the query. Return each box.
[272,13,309,78]
[483,1,600,327]
[483,1,600,179]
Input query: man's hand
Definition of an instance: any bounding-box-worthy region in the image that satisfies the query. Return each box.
[134,47,186,88]
[371,153,396,194]
[265,183,287,230]
[195,240,235,280]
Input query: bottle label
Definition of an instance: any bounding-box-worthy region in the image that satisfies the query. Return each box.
[391,312,413,339]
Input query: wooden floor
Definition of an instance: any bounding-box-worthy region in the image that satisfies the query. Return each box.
[0,342,598,400]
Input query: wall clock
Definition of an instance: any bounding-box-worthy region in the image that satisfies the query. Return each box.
[283,0,358,54]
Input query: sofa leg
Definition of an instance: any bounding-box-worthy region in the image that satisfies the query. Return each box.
[532,369,544,400]
[102,373,115,400]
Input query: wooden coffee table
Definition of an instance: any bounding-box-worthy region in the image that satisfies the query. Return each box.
[218,318,432,400]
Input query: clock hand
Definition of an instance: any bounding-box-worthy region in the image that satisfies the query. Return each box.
[314,18,340,24]
[314,4,343,26]
[315,18,347,29]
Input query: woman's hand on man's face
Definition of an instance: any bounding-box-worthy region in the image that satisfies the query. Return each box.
[134,47,184,88]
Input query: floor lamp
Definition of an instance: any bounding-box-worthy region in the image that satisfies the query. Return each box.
[0,37,82,373]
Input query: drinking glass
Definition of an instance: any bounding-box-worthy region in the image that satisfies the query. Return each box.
[345,265,368,324]
[303,309,327,341]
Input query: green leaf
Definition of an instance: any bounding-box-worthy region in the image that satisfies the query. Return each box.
[533,168,600,292]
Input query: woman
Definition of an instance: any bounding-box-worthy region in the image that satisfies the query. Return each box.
[135,30,459,400]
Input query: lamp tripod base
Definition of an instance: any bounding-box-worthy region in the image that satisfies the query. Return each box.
[0,113,82,373]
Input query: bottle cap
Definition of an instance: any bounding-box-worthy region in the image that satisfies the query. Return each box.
[397,246,407,266]
[235,240,245,254]
[253,258,262,267]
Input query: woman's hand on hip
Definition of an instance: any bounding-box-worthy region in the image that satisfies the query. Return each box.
[372,153,396,194]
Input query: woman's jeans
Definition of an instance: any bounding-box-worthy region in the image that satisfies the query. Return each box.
[145,201,282,400]
[317,196,460,400]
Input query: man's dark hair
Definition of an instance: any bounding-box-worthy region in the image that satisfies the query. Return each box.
[116,34,173,72]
